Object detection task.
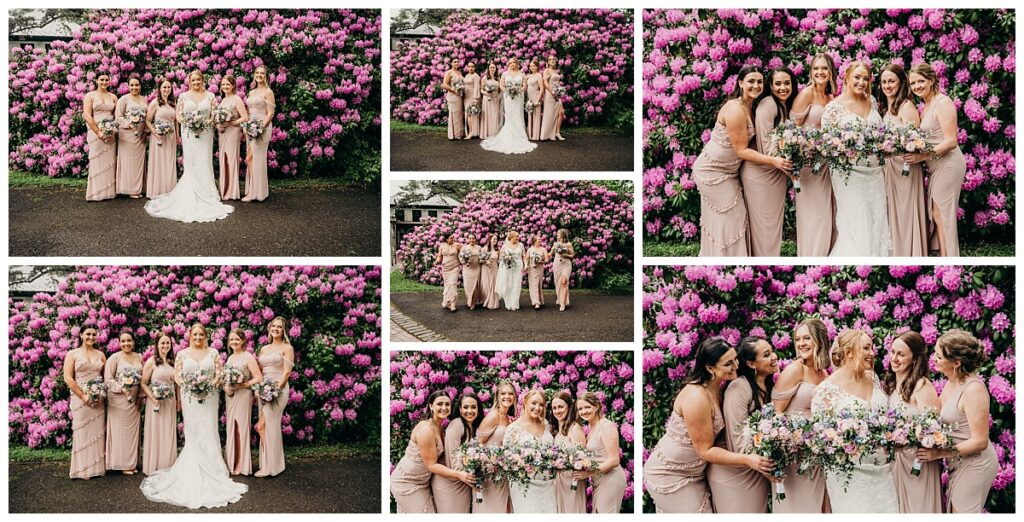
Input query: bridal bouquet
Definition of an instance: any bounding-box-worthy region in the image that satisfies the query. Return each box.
[453,78,465,96]
[116,367,143,405]
[212,106,234,126]
[97,116,118,139]
[885,124,935,175]
[501,438,560,492]
[770,120,817,192]
[905,408,957,476]
[555,444,599,491]
[483,80,498,94]
[467,103,481,116]
[123,106,147,129]
[252,378,283,405]
[500,251,518,269]
[82,376,107,404]
[223,365,247,386]
[182,109,211,138]
[816,121,873,183]
[241,119,265,140]
[803,407,874,490]
[149,382,174,412]
[152,119,173,145]
[182,368,215,403]
[456,440,493,504]
[741,404,809,502]
[506,78,524,100]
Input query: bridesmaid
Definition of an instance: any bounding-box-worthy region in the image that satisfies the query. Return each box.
[708,336,776,512]
[480,63,502,139]
[771,317,830,512]
[907,63,967,257]
[140,334,178,474]
[575,392,627,513]
[436,235,461,312]
[115,76,148,198]
[881,331,941,512]
[540,55,565,141]
[224,328,263,475]
[84,73,118,201]
[740,67,796,256]
[244,65,275,202]
[548,391,586,513]
[105,331,143,474]
[526,235,548,310]
[255,316,294,477]
[879,63,928,256]
[549,229,574,312]
[481,234,501,310]
[432,392,482,512]
[217,76,249,201]
[145,78,178,198]
[792,53,838,256]
[644,338,773,512]
[63,327,107,479]
[460,234,483,310]
[462,63,481,139]
[917,330,999,512]
[442,58,466,140]
[526,60,544,140]
[475,381,516,513]
[695,66,792,257]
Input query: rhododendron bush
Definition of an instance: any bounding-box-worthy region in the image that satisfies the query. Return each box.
[643,9,1015,246]
[395,180,633,289]
[391,9,634,129]
[390,350,635,512]
[642,265,1015,512]
[9,9,382,181]
[8,265,382,449]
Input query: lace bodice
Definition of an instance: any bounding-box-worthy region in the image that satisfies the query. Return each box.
[181,91,214,114]
[811,373,889,415]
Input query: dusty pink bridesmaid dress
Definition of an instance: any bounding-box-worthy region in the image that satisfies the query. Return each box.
[643,407,723,512]
[224,353,254,475]
[439,244,460,309]
[480,77,502,138]
[255,351,288,477]
[463,72,481,138]
[86,93,117,201]
[481,251,500,309]
[431,418,472,512]
[922,94,966,257]
[554,430,587,513]
[552,243,572,308]
[218,96,243,200]
[115,96,148,196]
[739,97,788,256]
[707,379,769,512]
[888,391,941,512]
[142,363,177,475]
[460,245,482,308]
[693,121,752,256]
[69,351,106,479]
[391,433,441,512]
[244,93,273,202]
[940,378,998,512]
[540,69,563,140]
[793,104,835,256]
[771,382,827,512]
[883,112,928,256]
[473,424,510,513]
[104,351,142,472]
[446,71,465,139]
[526,73,543,140]
[145,101,177,198]
[589,418,627,513]
[526,246,546,307]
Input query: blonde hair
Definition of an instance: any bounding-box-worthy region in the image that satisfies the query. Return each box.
[937,329,986,376]
[577,391,604,420]
[188,69,205,84]
[795,318,831,371]
[521,389,547,417]
[493,380,518,416]
[251,65,269,90]
[267,316,291,344]
[843,60,872,100]
[189,323,209,349]
[909,63,940,95]
[831,329,868,368]
[809,53,838,95]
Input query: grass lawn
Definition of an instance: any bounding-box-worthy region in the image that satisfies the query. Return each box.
[8,442,378,463]
[389,120,626,135]
[8,170,375,190]
[643,239,1013,258]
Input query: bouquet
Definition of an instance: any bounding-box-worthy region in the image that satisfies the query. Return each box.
[479,251,493,264]
[149,382,174,412]
[483,80,498,94]
[182,368,215,403]
[116,367,143,405]
[802,407,874,490]
[500,251,518,269]
[152,119,173,146]
[212,106,234,126]
[97,116,118,139]
[742,404,809,502]
[554,243,571,257]
[906,408,958,476]
[885,124,935,175]
[501,438,560,493]
[182,109,211,139]
[525,100,539,112]
[252,378,283,405]
[456,440,493,504]
[82,376,107,404]
[866,405,909,463]
[453,78,465,96]
[529,252,544,268]
[223,365,247,386]
[556,444,599,491]
[459,249,473,265]
[770,120,817,192]
[467,103,482,116]
[124,106,147,129]
[240,119,265,140]
[505,78,524,100]
[553,84,566,98]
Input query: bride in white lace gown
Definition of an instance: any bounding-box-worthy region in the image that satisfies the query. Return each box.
[145,71,234,223]
[495,231,525,310]
[141,325,246,508]
[822,61,892,256]
[810,329,897,513]
[481,58,537,155]
[504,389,556,513]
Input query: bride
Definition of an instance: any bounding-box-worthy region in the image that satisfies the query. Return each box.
[504,389,556,513]
[141,324,246,508]
[481,57,538,155]
[822,61,892,256]
[145,70,235,223]
[811,329,898,513]
[494,231,525,310]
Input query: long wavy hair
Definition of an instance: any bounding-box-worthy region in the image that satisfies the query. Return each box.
[808,53,838,95]
[546,390,579,437]
[735,336,773,410]
[450,391,483,443]
[679,337,734,392]
[881,331,930,403]
[877,63,911,116]
[757,67,797,126]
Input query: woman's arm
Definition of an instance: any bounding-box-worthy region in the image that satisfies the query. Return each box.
[680,389,770,471]
[477,411,497,444]
[722,102,792,172]
[912,377,941,411]
[245,353,264,388]
[83,94,98,133]
[413,422,475,484]
[114,96,127,128]
[140,359,156,403]
[931,97,960,156]
[104,352,122,394]
[173,351,184,386]
[597,421,621,472]
[63,351,86,403]
[790,88,813,126]
[262,90,276,128]
[233,96,249,126]
[771,363,803,413]
[441,70,454,94]
[898,100,922,128]
[145,100,159,134]
[278,344,294,389]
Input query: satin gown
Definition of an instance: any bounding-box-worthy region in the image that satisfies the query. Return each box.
[446,71,465,139]
[792,104,835,256]
[739,96,788,256]
[105,351,142,472]
[244,93,273,201]
[526,73,543,140]
[888,391,941,512]
[391,434,442,513]
[218,96,243,200]
[142,363,178,475]
[771,381,828,512]
[707,379,769,512]
[553,430,587,513]
[463,72,481,138]
[526,246,546,307]
[480,251,500,309]
[255,350,288,477]
[474,423,511,513]
[69,350,106,479]
[224,352,255,475]
[115,96,148,196]
[940,378,998,512]
[480,77,503,139]
[694,121,752,256]
[588,418,627,513]
[552,243,572,307]
[460,245,483,307]
[882,110,928,256]
[439,244,461,309]
[85,93,117,201]
[644,407,723,512]
[146,101,178,198]
[431,418,472,512]
[922,94,966,256]
[540,69,562,140]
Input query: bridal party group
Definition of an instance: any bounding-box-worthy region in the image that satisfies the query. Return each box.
[82,68,275,203]
[436,229,576,312]
[645,320,998,513]
[392,385,627,513]
[63,319,294,486]
[695,54,967,258]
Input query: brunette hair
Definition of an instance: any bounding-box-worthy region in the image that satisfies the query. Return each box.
[156,78,173,107]
[221,75,237,95]
[425,390,450,419]
[546,390,579,437]
[577,391,604,419]
[227,328,248,353]
[556,228,569,242]
[450,392,483,442]
[936,329,986,376]
[877,63,912,116]
[153,334,174,366]
[735,336,773,410]
[881,331,930,402]
[680,337,734,391]
[486,62,500,81]
[909,62,941,95]
[758,67,797,126]
[722,65,762,109]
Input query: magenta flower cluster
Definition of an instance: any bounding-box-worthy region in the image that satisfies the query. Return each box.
[395,181,633,288]
[8,265,382,449]
[391,9,634,127]
[9,9,381,182]
[642,265,1015,512]
[642,9,1015,245]
[390,350,635,512]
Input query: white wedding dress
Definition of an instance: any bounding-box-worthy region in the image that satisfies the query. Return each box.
[495,242,524,310]
[481,72,538,154]
[145,92,234,223]
[822,100,892,256]
[504,423,556,513]
[141,350,246,508]
[810,374,898,513]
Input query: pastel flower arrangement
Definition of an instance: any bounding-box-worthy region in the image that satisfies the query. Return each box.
[252,378,283,405]
[182,368,215,404]
[149,382,173,413]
